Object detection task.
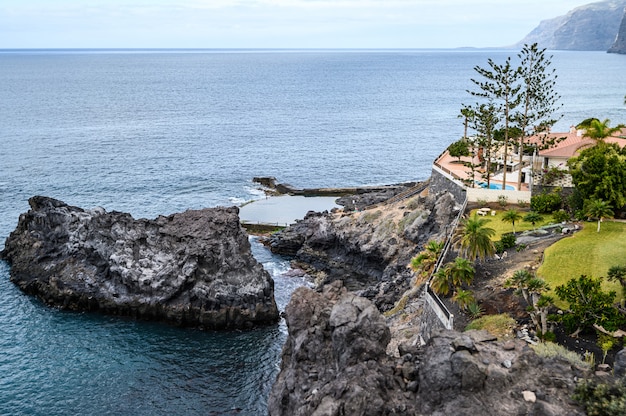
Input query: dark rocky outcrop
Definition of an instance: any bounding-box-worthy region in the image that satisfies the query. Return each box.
[266,191,459,311]
[608,7,626,53]
[0,196,278,329]
[516,1,626,51]
[269,284,588,416]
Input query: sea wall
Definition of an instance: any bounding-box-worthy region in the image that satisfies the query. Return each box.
[429,166,466,202]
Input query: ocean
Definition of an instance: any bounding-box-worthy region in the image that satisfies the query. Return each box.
[1,49,625,415]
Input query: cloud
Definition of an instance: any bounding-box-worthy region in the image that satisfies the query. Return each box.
[0,0,596,48]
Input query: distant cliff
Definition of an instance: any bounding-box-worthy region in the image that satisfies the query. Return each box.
[516,1,626,51]
[608,7,626,53]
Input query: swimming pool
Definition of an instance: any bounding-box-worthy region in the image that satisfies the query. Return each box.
[476,182,516,191]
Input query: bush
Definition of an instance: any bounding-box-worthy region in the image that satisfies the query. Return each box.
[574,379,626,416]
[448,139,470,160]
[497,194,508,207]
[552,209,570,223]
[500,232,516,249]
[531,342,590,369]
[531,190,563,213]
[465,313,516,339]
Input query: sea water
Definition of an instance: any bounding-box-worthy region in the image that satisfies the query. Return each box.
[1,49,625,415]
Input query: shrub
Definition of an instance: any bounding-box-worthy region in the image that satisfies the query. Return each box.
[465,313,516,339]
[555,275,624,333]
[466,302,483,319]
[448,139,470,161]
[552,209,570,223]
[531,190,563,213]
[573,379,626,416]
[497,194,508,207]
[517,199,529,208]
[500,232,516,249]
[531,342,590,369]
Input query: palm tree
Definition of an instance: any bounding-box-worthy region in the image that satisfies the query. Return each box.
[453,213,496,261]
[452,289,475,311]
[447,256,475,287]
[430,268,452,296]
[501,209,523,234]
[576,118,625,144]
[584,198,614,232]
[430,257,475,296]
[523,211,543,230]
[409,240,444,280]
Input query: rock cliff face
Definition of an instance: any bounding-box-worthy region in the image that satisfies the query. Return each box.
[267,191,459,311]
[608,7,626,53]
[516,1,626,50]
[269,284,588,416]
[0,196,279,329]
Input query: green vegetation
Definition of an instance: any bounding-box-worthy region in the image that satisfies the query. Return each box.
[505,270,553,338]
[574,379,626,416]
[555,275,623,334]
[531,342,590,370]
[537,221,626,305]
[465,313,516,339]
[530,189,563,213]
[501,209,522,234]
[463,43,561,189]
[452,213,495,261]
[468,209,551,239]
[568,142,626,211]
[409,240,444,283]
[431,256,475,296]
[383,294,409,317]
[447,139,470,161]
[584,198,614,232]
[523,211,543,230]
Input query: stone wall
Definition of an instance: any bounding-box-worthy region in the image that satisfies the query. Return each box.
[430,166,466,203]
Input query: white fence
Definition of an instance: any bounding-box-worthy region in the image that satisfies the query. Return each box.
[466,187,531,203]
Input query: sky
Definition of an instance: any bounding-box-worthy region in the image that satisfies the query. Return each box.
[0,0,599,49]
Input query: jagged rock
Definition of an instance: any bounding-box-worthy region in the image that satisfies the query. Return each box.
[267,192,459,310]
[268,283,417,416]
[0,196,279,329]
[614,348,626,377]
[269,285,589,416]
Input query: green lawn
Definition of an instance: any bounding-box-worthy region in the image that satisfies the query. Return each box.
[537,221,626,307]
[468,208,553,240]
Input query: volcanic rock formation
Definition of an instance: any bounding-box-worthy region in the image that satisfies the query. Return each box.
[267,191,459,311]
[0,196,279,329]
[268,283,588,416]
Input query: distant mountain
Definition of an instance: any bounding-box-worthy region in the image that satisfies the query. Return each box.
[608,7,626,53]
[515,0,626,51]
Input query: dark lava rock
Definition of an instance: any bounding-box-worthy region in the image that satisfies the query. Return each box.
[267,191,459,311]
[269,283,588,416]
[0,196,279,330]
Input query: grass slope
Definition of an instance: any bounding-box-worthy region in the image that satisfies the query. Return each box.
[537,221,626,307]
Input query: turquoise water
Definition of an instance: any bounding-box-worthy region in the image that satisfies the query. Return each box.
[477,182,516,190]
[1,49,625,414]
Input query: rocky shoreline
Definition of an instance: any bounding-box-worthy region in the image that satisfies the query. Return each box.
[269,282,588,415]
[263,182,624,415]
[0,196,279,330]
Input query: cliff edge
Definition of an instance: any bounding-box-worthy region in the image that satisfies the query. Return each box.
[608,7,626,53]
